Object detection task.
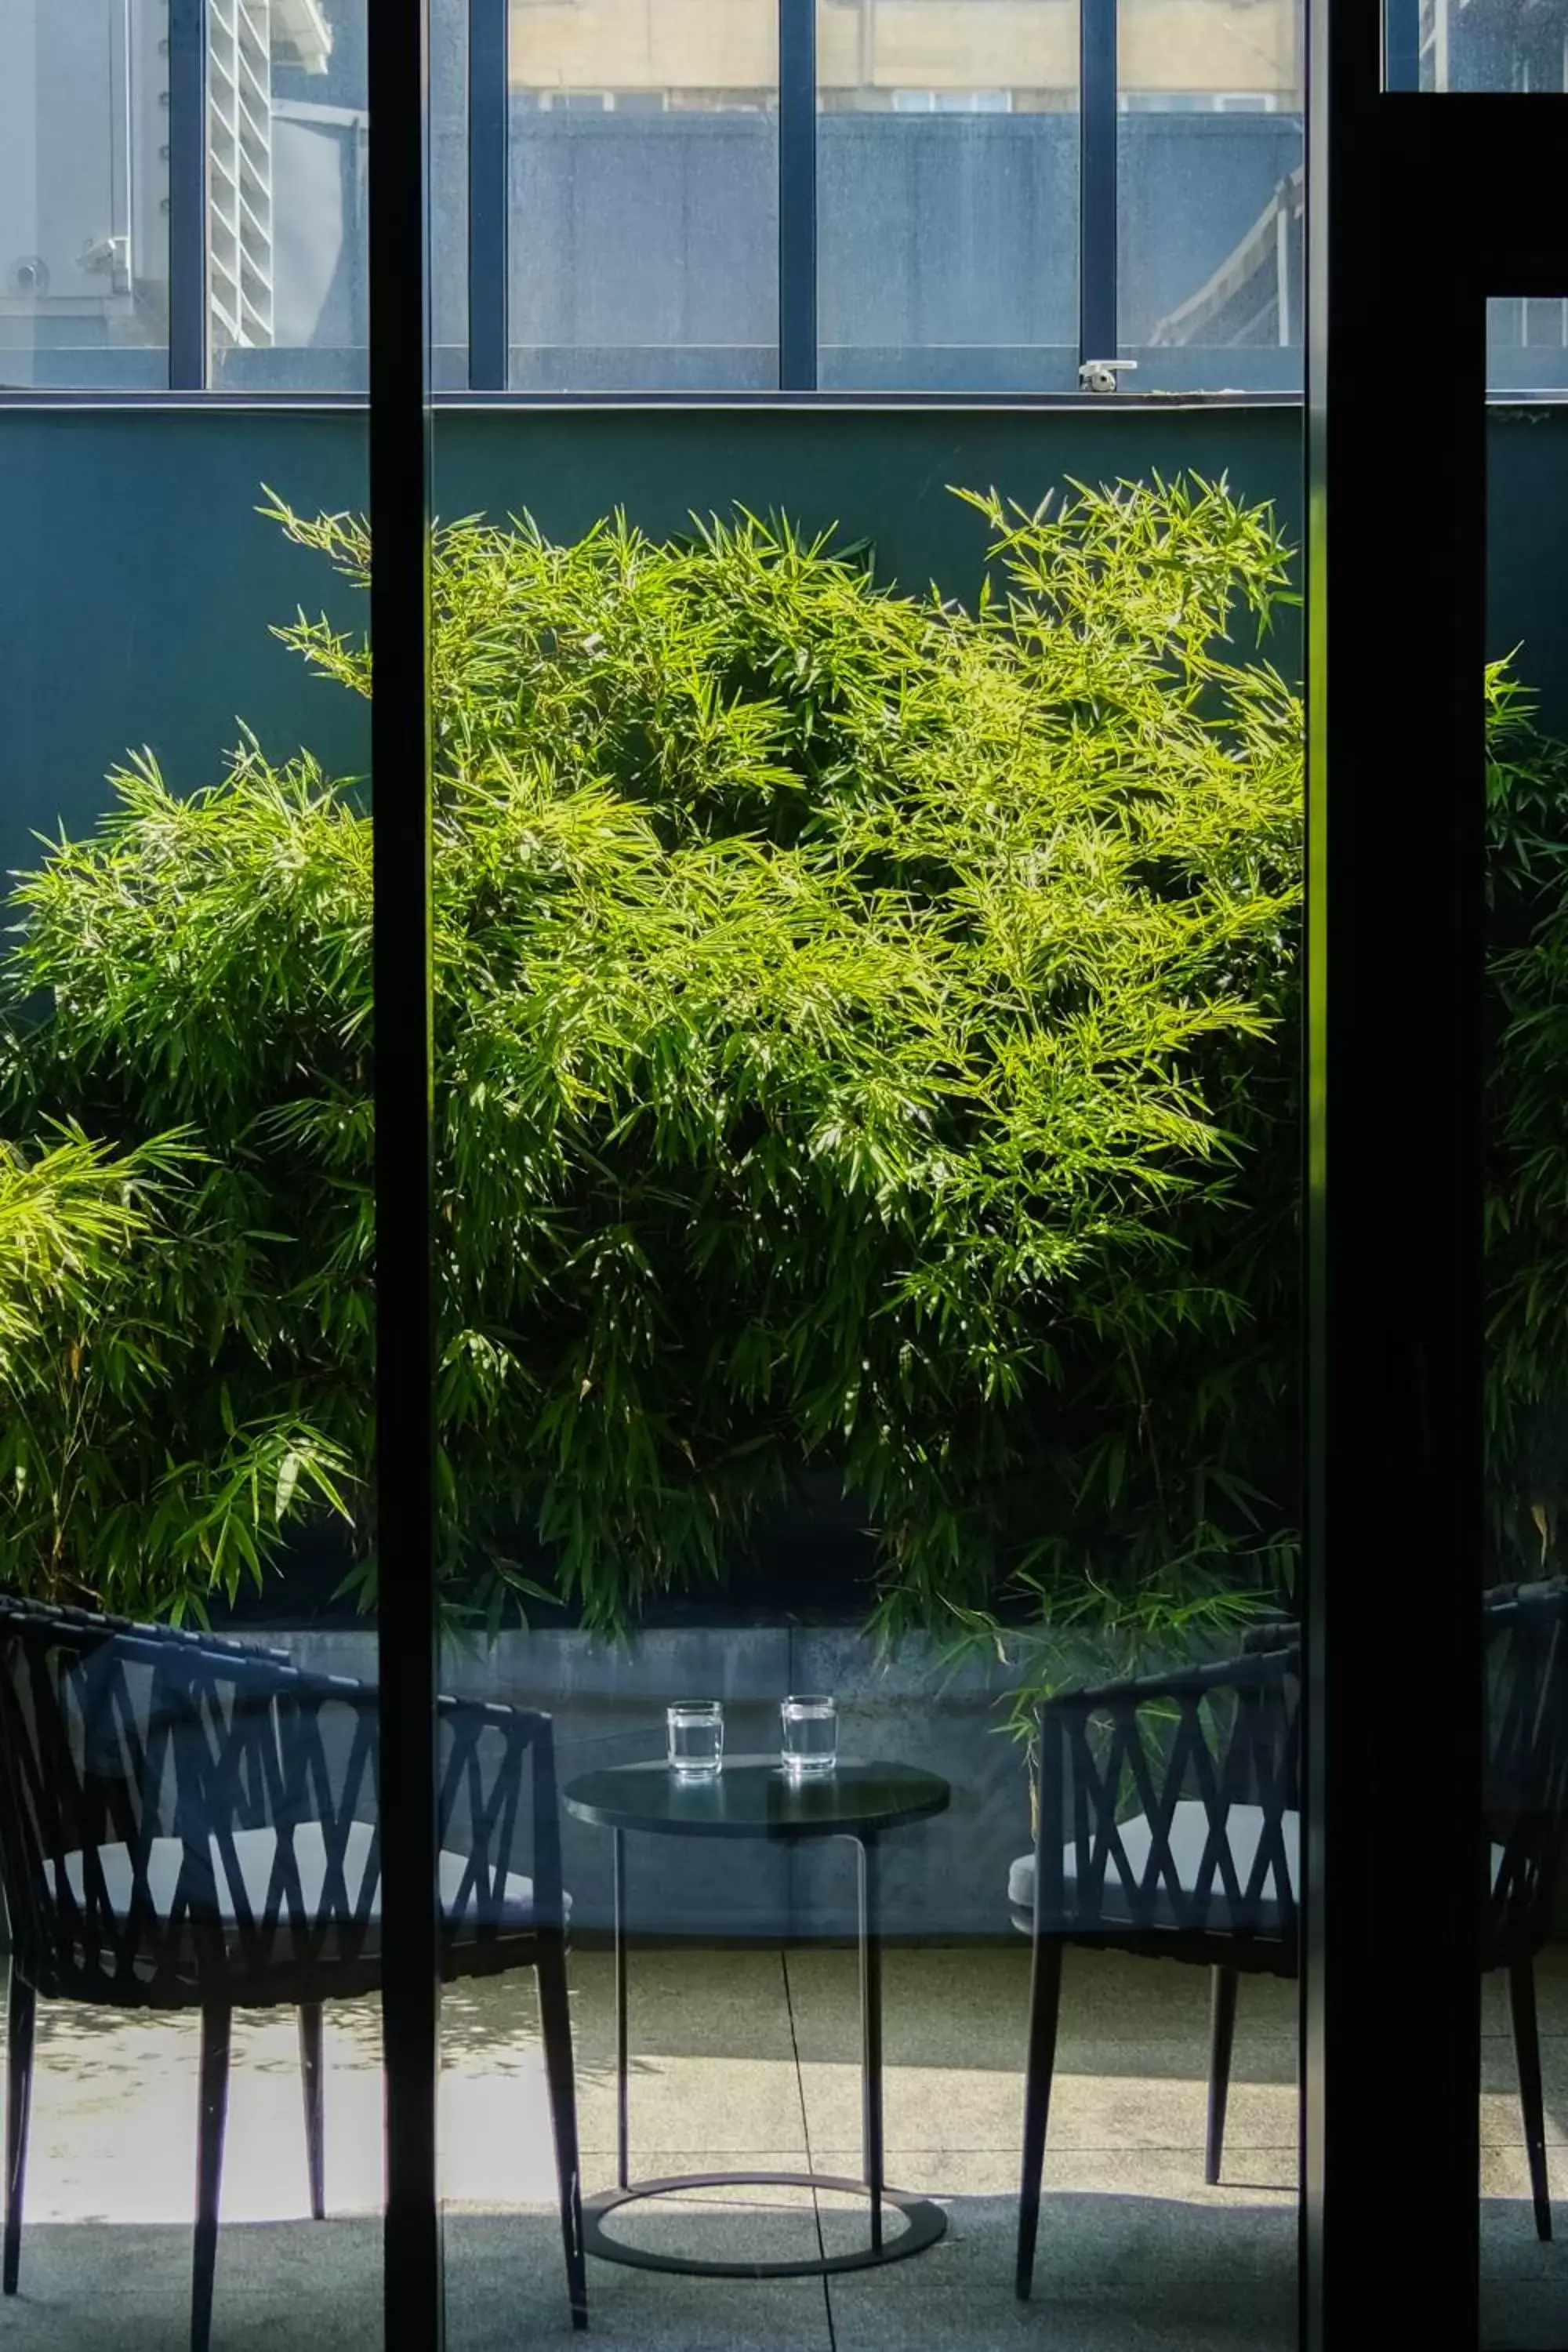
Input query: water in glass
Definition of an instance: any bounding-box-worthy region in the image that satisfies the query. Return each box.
[667,1700,724,1777]
[781,1694,837,1777]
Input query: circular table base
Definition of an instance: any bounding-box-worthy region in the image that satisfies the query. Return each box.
[583,2169,948,2279]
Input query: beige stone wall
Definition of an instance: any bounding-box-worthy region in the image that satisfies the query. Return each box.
[507,0,1301,103]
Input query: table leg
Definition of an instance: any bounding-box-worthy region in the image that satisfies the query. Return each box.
[857,1832,884,2251]
[614,1826,630,2190]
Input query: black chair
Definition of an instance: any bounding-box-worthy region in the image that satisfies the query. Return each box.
[1010,1578,1568,2299]
[0,1595,587,2349]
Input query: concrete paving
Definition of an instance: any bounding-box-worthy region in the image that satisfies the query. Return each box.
[0,1944,1563,2348]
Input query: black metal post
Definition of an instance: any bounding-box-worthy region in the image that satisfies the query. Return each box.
[1078,0,1119,372]
[614,1828,630,2189]
[1302,16,1568,2345]
[857,1834,883,2252]
[778,0,818,390]
[3,1973,34,2294]
[166,0,207,389]
[368,0,442,2340]
[468,0,510,389]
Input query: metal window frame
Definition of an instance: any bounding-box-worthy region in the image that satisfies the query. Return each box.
[779,0,819,390]
[1079,0,1119,372]
[468,0,509,389]
[368,0,443,2343]
[1304,2,1568,2337]
[167,0,209,390]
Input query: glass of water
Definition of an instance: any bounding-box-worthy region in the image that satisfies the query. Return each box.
[666,1700,724,1777]
[780,1694,837,1778]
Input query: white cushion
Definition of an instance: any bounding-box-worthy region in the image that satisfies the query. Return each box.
[45,1821,567,1939]
[1008,1805,1510,1930]
[1008,1801,1298,1930]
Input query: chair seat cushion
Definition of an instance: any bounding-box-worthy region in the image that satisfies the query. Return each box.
[1007,1801,1298,1933]
[46,1821,568,1953]
[1008,1805,1511,1936]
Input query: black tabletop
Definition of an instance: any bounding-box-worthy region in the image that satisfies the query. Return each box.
[562,1755,951,1841]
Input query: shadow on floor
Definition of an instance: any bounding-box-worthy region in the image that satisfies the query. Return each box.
[0,2187,1301,2352]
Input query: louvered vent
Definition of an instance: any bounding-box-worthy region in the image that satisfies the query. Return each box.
[206,0,330,354]
[207,0,276,351]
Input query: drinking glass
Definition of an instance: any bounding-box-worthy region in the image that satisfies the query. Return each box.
[780,1694,837,1778]
[666,1700,724,1777]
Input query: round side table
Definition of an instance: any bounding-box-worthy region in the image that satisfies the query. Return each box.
[562,1755,951,2280]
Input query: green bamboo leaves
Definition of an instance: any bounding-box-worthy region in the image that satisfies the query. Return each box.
[2,478,1310,1631]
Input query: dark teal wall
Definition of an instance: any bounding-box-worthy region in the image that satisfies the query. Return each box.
[429,405,1306,583]
[3,414,370,881]
[4,401,1566,886]
[1487,407,1568,720]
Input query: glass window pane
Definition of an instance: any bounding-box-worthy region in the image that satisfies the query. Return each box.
[426,428,1305,2347]
[209,0,369,391]
[1397,0,1568,92]
[508,0,779,390]
[1,397,383,2339]
[1118,0,1304,394]
[1488,293,1568,397]
[0,0,171,389]
[817,0,1079,392]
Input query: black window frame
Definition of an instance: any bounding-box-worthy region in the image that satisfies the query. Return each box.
[1305,3,1568,2343]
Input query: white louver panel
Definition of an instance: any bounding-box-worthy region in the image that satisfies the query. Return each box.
[208,0,276,350]
[270,0,333,74]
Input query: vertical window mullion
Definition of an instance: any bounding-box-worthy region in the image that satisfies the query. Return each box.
[167,0,208,390]
[369,0,441,2339]
[1385,0,1422,90]
[1079,0,1119,375]
[469,0,510,389]
[779,0,818,390]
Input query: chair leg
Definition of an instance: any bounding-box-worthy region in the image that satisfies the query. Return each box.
[1207,1965,1240,2187]
[4,1973,35,2296]
[192,2005,231,2352]
[1015,1939,1063,2303]
[1509,1958,1552,2242]
[536,1934,587,2331]
[298,2004,326,2221]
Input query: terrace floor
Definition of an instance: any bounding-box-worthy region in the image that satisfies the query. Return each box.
[0,1942,1563,2350]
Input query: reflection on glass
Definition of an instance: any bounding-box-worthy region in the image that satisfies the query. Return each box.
[816,0,1078,391]
[1118,0,1304,392]
[0,0,171,388]
[509,0,779,389]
